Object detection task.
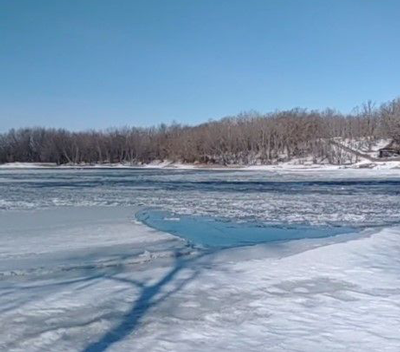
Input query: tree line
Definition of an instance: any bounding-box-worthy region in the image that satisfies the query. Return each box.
[1,98,400,166]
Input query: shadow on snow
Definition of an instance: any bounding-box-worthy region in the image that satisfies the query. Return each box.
[82,250,208,352]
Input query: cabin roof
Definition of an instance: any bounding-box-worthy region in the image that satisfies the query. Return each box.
[379,140,400,151]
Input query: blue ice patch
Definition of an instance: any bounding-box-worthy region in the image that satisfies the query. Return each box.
[136,209,355,249]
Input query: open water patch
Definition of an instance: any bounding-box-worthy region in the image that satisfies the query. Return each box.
[135,209,355,249]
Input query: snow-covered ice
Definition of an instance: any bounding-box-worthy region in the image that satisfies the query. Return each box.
[0,169,400,351]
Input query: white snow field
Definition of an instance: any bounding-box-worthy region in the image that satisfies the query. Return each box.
[0,169,400,351]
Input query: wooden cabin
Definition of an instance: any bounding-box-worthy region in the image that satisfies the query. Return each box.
[378,140,400,158]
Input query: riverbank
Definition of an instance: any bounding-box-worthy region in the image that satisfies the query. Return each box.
[1,158,400,171]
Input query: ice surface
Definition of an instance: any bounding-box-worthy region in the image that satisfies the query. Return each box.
[1,168,400,227]
[136,209,355,248]
[1,169,400,351]
[0,207,188,278]
[1,207,399,351]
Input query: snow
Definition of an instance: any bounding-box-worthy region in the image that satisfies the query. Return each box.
[1,206,399,351]
[1,155,400,171]
[0,207,187,277]
[0,162,57,169]
[1,169,400,351]
[337,138,391,158]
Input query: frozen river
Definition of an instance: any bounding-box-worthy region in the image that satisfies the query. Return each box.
[2,167,400,226]
[1,168,400,351]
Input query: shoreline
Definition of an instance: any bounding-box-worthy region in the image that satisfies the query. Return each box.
[1,159,400,171]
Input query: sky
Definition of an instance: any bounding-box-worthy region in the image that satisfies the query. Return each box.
[1,0,400,132]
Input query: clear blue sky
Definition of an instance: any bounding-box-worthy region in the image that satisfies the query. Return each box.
[1,0,400,131]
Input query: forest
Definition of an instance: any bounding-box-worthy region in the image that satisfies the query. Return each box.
[1,98,400,166]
